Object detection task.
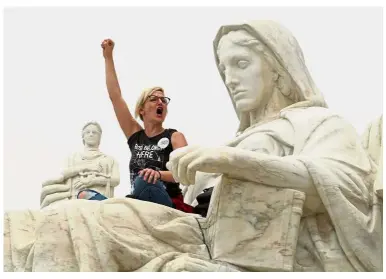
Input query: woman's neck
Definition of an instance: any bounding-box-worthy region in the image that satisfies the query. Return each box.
[143,123,164,138]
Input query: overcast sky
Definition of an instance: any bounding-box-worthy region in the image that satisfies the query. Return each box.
[3,6,383,210]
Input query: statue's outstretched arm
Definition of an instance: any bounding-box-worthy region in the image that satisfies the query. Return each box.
[168,116,367,200]
[168,146,316,196]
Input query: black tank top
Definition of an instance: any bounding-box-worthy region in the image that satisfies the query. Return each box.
[127,128,182,198]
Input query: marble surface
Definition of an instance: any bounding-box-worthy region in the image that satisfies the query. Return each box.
[3,20,382,272]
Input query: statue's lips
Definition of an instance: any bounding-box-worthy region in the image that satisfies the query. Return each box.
[233,90,246,100]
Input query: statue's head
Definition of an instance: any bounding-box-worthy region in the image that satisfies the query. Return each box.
[82,121,102,148]
[216,29,298,113]
[213,20,327,132]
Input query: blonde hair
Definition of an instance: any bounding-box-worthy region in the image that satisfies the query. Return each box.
[134,86,164,121]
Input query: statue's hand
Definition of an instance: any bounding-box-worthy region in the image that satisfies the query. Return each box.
[74,174,108,190]
[73,179,90,191]
[167,146,234,186]
[166,146,200,183]
[74,175,91,189]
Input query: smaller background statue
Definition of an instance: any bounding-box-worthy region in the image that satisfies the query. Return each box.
[40,121,120,208]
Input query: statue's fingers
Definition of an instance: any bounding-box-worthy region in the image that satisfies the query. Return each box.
[169,146,200,167]
[177,150,200,186]
[187,159,201,186]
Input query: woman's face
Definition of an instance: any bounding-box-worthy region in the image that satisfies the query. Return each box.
[82,124,101,147]
[217,31,276,113]
[140,90,169,124]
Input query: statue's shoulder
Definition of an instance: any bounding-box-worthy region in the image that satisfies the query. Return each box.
[281,106,333,118]
[281,106,348,126]
[280,106,360,141]
[65,152,83,162]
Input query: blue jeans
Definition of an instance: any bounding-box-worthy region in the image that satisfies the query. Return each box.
[77,176,173,208]
[132,176,173,207]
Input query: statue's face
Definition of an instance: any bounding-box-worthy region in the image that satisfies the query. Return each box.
[82,124,101,148]
[217,31,275,113]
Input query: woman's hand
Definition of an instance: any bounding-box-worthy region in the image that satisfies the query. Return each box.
[101,38,115,59]
[139,168,161,184]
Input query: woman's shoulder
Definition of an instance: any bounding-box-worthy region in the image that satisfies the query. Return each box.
[165,128,178,134]
[127,129,145,145]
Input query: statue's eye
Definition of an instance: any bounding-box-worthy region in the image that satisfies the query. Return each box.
[237,60,249,69]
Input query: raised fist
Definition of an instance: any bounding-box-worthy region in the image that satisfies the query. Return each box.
[101,38,115,59]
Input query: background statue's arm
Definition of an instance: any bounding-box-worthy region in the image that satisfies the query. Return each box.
[109,159,120,187]
[42,157,97,186]
[41,165,85,186]
[61,164,89,181]
[75,159,120,189]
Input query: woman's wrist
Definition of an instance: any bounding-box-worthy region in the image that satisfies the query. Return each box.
[157,170,162,180]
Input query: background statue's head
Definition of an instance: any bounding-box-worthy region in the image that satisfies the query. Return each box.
[217,29,298,113]
[82,121,102,148]
[213,20,328,132]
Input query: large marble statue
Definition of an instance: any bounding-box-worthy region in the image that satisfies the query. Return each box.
[3,20,382,272]
[40,121,120,208]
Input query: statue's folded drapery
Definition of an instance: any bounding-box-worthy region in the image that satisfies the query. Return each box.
[4,198,231,271]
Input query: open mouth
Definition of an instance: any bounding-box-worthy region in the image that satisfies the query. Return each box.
[156,107,163,116]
